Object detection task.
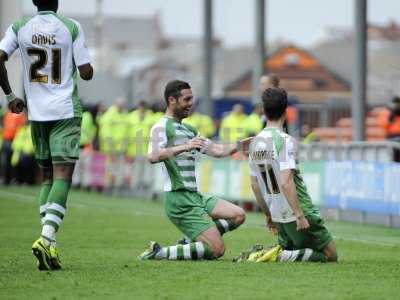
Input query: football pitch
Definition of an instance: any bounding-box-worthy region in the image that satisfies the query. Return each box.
[0,186,399,300]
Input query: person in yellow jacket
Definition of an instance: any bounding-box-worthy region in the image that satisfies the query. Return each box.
[301,124,318,144]
[95,102,108,152]
[244,103,263,137]
[148,102,165,128]
[97,99,129,155]
[127,101,154,158]
[11,124,36,184]
[183,112,216,138]
[219,104,247,143]
[80,110,97,148]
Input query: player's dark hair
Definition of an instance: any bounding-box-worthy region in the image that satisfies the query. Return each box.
[262,87,288,121]
[164,80,191,106]
[32,0,58,12]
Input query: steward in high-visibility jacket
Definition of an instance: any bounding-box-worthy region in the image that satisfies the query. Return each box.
[127,102,154,158]
[219,104,247,143]
[97,104,129,155]
[244,104,263,137]
[11,125,34,166]
[183,112,215,138]
[80,111,97,148]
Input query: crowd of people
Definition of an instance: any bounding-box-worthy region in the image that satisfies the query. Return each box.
[81,100,265,156]
[0,98,266,185]
[0,108,35,185]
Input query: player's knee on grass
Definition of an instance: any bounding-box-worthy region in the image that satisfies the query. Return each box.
[325,250,338,262]
[197,227,225,259]
[210,241,225,258]
[324,242,338,262]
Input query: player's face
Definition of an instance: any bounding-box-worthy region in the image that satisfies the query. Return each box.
[174,89,194,119]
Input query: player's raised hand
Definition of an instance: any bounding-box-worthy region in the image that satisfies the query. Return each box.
[186,136,207,152]
[296,215,310,231]
[8,98,25,114]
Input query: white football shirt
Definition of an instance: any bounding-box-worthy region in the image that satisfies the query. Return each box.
[249,127,297,223]
[0,11,91,121]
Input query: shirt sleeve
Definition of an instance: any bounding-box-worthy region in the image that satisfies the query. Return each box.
[0,25,19,57]
[148,124,168,155]
[72,22,91,67]
[279,136,297,170]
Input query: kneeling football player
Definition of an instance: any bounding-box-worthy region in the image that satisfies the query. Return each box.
[242,87,338,263]
[139,80,250,261]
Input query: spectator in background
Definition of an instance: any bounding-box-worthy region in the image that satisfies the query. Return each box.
[0,109,25,184]
[127,101,154,158]
[244,103,263,137]
[301,124,318,144]
[259,74,297,134]
[219,104,247,143]
[97,99,129,155]
[149,102,165,126]
[259,74,281,130]
[80,105,97,149]
[93,102,107,151]
[378,96,400,140]
[11,121,36,184]
[259,74,280,94]
[183,111,216,138]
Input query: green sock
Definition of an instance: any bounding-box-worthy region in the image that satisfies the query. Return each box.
[43,179,70,233]
[214,219,239,235]
[155,242,214,260]
[38,182,52,225]
[278,248,327,263]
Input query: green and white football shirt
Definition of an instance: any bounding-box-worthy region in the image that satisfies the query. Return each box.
[0,11,91,121]
[249,127,317,223]
[148,116,199,192]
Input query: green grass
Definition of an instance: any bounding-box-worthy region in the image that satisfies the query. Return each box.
[0,186,399,300]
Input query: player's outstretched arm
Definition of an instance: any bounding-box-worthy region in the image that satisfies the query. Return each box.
[0,50,24,113]
[78,63,93,81]
[0,51,12,95]
[280,169,310,231]
[148,137,206,164]
[205,137,253,158]
[250,175,277,235]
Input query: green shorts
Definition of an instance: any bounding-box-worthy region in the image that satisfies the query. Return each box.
[164,190,219,241]
[30,117,82,167]
[275,213,333,252]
